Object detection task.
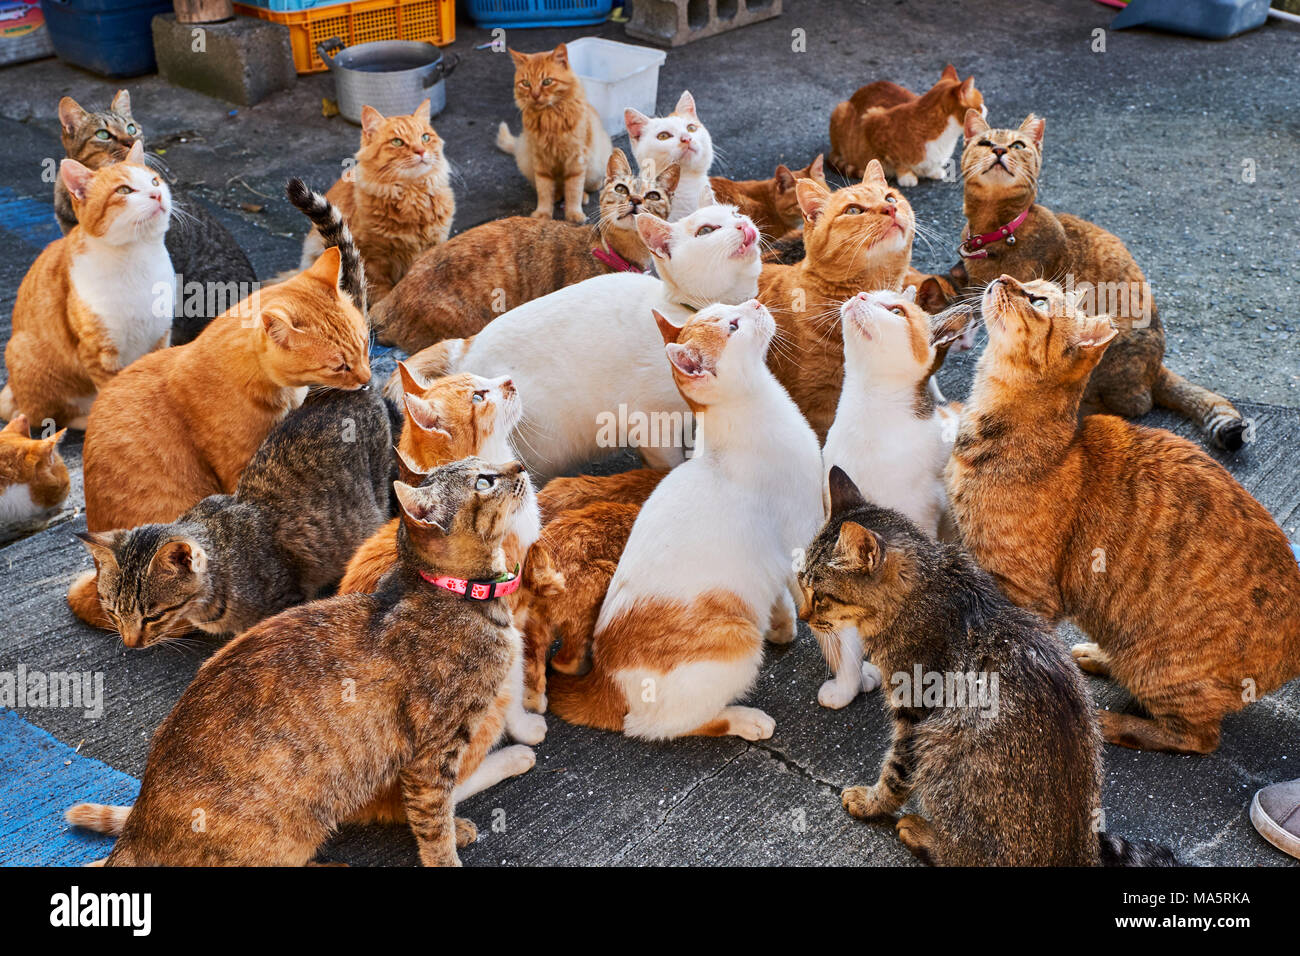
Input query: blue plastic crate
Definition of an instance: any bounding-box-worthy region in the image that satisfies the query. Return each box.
[466,0,612,29]
[234,0,349,11]
[40,0,172,76]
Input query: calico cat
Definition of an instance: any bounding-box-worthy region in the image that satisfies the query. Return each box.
[955,112,1244,450]
[67,458,529,867]
[0,415,69,542]
[626,92,714,221]
[3,141,173,430]
[537,468,667,523]
[800,467,1178,867]
[947,275,1300,754]
[54,91,256,345]
[547,300,824,740]
[299,101,454,305]
[758,160,915,440]
[829,65,985,186]
[497,44,612,222]
[71,181,369,625]
[710,156,826,243]
[76,387,392,647]
[394,205,763,480]
[373,149,678,353]
[814,288,968,709]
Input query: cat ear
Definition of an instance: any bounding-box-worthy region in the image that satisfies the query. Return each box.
[1075,316,1118,352]
[963,108,989,141]
[59,159,95,203]
[396,360,427,397]
[509,47,528,66]
[656,162,681,195]
[412,99,431,119]
[827,465,868,517]
[807,154,826,186]
[624,108,650,142]
[111,89,132,115]
[773,165,795,193]
[361,105,384,139]
[696,181,716,209]
[58,97,89,136]
[960,77,976,98]
[125,140,145,165]
[833,521,883,574]
[665,343,710,379]
[901,285,918,303]
[607,147,632,179]
[674,91,697,119]
[304,244,343,290]
[931,305,975,349]
[259,307,302,348]
[795,178,831,224]
[151,538,208,577]
[40,430,67,465]
[551,43,569,67]
[941,64,959,82]
[862,159,888,188]
[403,394,452,440]
[636,214,674,260]
[394,481,449,534]
[394,447,433,484]
[523,540,565,598]
[652,309,683,345]
[75,529,125,571]
[1019,113,1045,147]
[916,275,953,314]
[2,414,29,436]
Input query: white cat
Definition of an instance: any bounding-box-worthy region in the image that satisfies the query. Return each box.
[625,91,715,221]
[546,300,824,740]
[814,287,968,708]
[392,205,762,481]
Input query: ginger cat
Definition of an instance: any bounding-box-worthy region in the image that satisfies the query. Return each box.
[299,100,454,305]
[0,414,69,541]
[757,160,915,440]
[538,468,667,523]
[67,459,530,867]
[496,44,612,223]
[373,149,677,353]
[947,275,1300,755]
[547,300,823,740]
[955,112,1244,450]
[829,64,985,186]
[2,141,173,430]
[710,155,826,243]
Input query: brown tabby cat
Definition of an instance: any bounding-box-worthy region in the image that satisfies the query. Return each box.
[947,275,1300,754]
[757,160,914,439]
[67,458,529,866]
[954,112,1244,450]
[710,155,826,243]
[299,100,454,305]
[374,149,678,353]
[496,44,613,222]
[0,415,68,542]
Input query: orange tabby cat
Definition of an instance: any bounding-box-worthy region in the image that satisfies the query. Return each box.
[2,141,173,430]
[299,101,453,305]
[947,275,1300,754]
[757,160,915,439]
[537,468,667,523]
[710,156,826,243]
[0,414,69,540]
[496,44,613,222]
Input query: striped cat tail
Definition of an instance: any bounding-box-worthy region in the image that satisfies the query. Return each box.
[546,667,626,732]
[1098,832,1179,867]
[66,802,132,835]
[1152,365,1246,452]
[285,177,368,317]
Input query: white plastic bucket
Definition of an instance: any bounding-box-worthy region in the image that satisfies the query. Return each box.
[565,36,667,138]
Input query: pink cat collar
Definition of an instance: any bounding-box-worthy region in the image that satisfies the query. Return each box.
[592,246,644,274]
[420,566,521,601]
[959,208,1029,259]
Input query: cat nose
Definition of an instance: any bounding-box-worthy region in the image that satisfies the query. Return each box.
[992,146,1007,156]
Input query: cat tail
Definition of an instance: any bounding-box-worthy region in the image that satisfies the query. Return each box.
[285,177,368,317]
[1152,365,1246,452]
[66,802,132,836]
[1098,832,1179,867]
[546,667,626,732]
[496,123,517,156]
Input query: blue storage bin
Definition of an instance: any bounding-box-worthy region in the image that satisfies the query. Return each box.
[40,0,173,76]
[465,0,613,29]
[235,0,348,11]
[1110,0,1271,39]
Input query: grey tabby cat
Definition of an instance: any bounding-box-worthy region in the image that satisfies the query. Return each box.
[54,91,257,345]
[798,467,1179,868]
[76,386,393,649]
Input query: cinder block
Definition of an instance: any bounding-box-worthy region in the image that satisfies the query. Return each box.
[625,0,783,47]
[152,14,295,107]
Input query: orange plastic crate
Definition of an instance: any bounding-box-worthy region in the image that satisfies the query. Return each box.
[234,0,455,74]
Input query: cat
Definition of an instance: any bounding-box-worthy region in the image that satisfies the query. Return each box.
[393,204,763,480]
[53,91,257,345]
[813,288,969,709]
[547,300,824,740]
[496,44,613,223]
[70,180,369,626]
[2,141,173,431]
[76,387,393,648]
[757,160,915,440]
[0,414,69,542]
[626,91,714,221]
[710,155,826,243]
[954,111,1244,450]
[537,468,667,523]
[299,100,454,306]
[66,457,530,866]
[800,466,1178,866]
[829,65,986,186]
[373,148,678,353]
[947,275,1300,754]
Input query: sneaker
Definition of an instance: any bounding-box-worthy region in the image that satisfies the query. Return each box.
[1250,779,1300,860]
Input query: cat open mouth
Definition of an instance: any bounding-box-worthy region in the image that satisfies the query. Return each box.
[731,224,759,258]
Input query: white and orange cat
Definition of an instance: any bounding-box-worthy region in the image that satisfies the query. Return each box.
[626,92,715,221]
[2,141,173,429]
[547,300,824,740]
[0,414,69,540]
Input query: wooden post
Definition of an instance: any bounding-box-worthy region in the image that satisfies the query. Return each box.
[173,0,234,24]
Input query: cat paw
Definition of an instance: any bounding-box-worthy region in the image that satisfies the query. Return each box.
[496,744,537,780]
[507,710,548,746]
[523,688,548,713]
[842,785,891,821]
[725,706,776,740]
[530,209,552,220]
[1070,642,1111,677]
[764,620,797,645]
[896,171,919,188]
[860,662,883,693]
[564,209,587,224]
[818,678,859,710]
[454,817,478,848]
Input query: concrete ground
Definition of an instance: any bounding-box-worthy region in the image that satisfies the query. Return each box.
[0,0,1297,866]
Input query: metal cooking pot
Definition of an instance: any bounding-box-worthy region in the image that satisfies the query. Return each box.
[317,38,458,125]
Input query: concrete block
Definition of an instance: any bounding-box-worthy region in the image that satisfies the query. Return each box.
[625,0,783,48]
[152,13,295,107]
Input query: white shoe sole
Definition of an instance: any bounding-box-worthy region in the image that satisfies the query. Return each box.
[1250,790,1300,860]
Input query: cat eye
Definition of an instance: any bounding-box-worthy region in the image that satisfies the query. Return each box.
[656,131,673,141]
[116,185,133,195]
[96,129,110,140]
[842,205,864,215]
[151,177,160,186]
[978,139,994,148]
[615,183,629,195]
[471,391,486,404]
[332,361,352,373]
[520,80,531,88]
[475,476,495,491]
[645,191,661,200]
[391,138,404,147]
[889,307,906,315]
[1030,297,1049,311]
[1010,141,1026,149]
[686,124,698,132]
[695,225,717,236]
[884,195,898,204]
[541,78,554,86]
[126,124,137,135]
[421,133,431,143]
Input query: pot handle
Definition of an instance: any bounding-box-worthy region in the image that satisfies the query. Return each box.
[422,51,460,88]
[317,37,345,70]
